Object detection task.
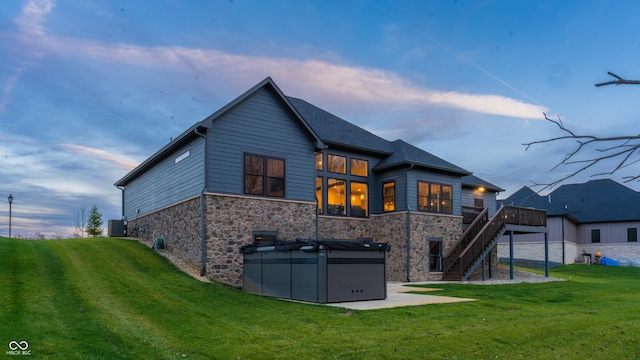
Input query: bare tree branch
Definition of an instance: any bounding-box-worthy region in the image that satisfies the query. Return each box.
[523,113,640,192]
[521,71,640,192]
[595,72,640,87]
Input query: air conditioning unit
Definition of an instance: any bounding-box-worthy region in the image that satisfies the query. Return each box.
[108,219,128,237]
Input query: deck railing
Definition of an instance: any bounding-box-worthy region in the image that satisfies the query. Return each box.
[443,205,546,280]
[462,206,484,224]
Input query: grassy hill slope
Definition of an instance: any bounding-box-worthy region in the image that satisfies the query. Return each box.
[1,237,640,359]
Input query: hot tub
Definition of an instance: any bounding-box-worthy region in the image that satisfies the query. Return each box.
[241,239,390,303]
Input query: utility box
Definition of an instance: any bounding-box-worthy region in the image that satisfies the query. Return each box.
[108,220,127,237]
[241,239,390,303]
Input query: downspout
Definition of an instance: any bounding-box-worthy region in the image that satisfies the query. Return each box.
[117,185,126,236]
[314,151,320,241]
[406,164,414,282]
[117,186,125,219]
[195,127,208,276]
[315,195,319,240]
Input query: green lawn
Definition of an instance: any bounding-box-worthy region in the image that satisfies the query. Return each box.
[1,237,640,359]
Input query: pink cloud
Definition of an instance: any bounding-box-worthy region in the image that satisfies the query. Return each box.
[60,144,139,170]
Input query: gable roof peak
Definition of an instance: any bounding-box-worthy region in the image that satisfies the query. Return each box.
[198,77,325,149]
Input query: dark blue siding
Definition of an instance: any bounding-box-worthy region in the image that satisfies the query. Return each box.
[208,87,317,201]
[124,138,204,219]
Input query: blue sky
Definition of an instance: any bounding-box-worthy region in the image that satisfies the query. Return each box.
[2,0,640,237]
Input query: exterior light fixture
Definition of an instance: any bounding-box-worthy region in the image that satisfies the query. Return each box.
[8,193,13,238]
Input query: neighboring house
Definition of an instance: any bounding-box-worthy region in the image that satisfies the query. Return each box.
[498,179,640,265]
[115,77,519,287]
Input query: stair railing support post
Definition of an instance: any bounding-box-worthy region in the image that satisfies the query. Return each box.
[544,232,549,277]
[509,230,514,280]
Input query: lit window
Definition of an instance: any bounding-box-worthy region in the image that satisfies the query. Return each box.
[327,154,346,174]
[316,177,323,214]
[316,153,323,171]
[350,182,368,217]
[327,178,345,215]
[350,158,368,177]
[418,181,452,214]
[441,185,452,214]
[383,182,395,212]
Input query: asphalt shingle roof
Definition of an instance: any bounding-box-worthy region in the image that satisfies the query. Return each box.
[548,179,640,223]
[372,140,471,175]
[288,96,471,176]
[501,179,640,223]
[500,186,567,216]
[462,175,505,193]
[286,97,393,154]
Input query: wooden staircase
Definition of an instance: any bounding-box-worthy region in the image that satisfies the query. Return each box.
[442,205,546,281]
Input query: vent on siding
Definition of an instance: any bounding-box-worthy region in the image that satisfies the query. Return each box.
[175,150,190,164]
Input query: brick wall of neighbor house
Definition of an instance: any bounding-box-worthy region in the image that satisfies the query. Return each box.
[127,197,202,268]
[204,194,317,287]
[579,243,640,265]
[498,242,640,265]
[497,241,566,264]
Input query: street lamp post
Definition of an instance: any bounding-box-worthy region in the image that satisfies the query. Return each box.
[8,193,13,238]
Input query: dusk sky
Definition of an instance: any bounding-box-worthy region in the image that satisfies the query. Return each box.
[2,0,640,237]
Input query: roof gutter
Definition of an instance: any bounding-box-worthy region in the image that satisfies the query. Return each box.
[194,127,208,277]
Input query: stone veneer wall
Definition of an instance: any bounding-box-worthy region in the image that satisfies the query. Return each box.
[408,212,463,282]
[317,216,371,239]
[126,197,202,269]
[466,247,500,281]
[318,211,463,282]
[127,194,467,286]
[371,212,409,282]
[204,194,316,287]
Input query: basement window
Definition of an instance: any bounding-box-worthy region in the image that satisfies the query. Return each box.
[253,231,278,247]
[429,238,443,272]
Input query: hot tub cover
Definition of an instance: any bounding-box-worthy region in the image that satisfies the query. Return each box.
[240,239,390,254]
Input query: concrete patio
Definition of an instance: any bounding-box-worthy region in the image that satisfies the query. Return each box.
[323,282,476,310]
